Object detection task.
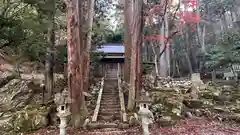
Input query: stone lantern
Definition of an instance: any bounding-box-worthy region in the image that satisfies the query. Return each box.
[137,93,154,135]
[54,88,72,135]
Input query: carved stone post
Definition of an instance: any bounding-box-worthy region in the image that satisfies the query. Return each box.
[137,93,154,135]
[45,47,54,100]
[54,89,72,135]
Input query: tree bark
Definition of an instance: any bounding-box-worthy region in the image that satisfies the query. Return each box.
[45,0,55,101]
[124,0,133,84]
[127,0,143,111]
[66,0,88,127]
[83,0,95,92]
[184,51,193,75]
[164,11,170,76]
[135,0,144,101]
[151,43,159,77]
[158,0,168,77]
[159,21,167,77]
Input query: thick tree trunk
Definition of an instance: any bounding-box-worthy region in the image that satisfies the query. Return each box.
[127,0,143,111]
[83,0,95,92]
[159,21,167,77]
[196,1,206,53]
[135,0,143,100]
[67,0,88,128]
[45,0,55,101]
[124,0,133,84]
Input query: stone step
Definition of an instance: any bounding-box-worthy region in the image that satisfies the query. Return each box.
[102,91,117,93]
[102,89,117,91]
[100,103,119,107]
[87,123,130,131]
[102,93,118,95]
[101,102,119,105]
[101,100,119,104]
[100,106,120,110]
[102,95,118,99]
[100,102,119,106]
[88,123,118,129]
[101,99,119,102]
[99,108,120,113]
[86,130,132,135]
[101,98,119,101]
[98,114,121,121]
[101,97,119,100]
[101,96,118,99]
[102,91,118,93]
[100,107,120,110]
[102,93,117,96]
[99,111,120,116]
[100,101,119,105]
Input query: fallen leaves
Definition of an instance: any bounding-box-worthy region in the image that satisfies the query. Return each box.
[27,118,240,135]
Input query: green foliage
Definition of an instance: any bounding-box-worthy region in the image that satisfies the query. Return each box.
[205,31,240,68]
[143,63,154,75]
[0,0,120,64]
[90,51,105,72]
[0,15,26,49]
[0,0,66,62]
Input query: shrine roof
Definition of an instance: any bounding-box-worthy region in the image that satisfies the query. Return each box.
[96,43,124,53]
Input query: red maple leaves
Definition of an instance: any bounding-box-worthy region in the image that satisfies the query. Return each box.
[183,0,199,8]
[145,0,200,42]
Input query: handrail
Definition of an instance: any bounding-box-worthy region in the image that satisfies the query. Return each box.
[117,63,127,122]
[92,77,104,122]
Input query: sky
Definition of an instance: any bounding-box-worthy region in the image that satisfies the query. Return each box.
[108,0,119,30]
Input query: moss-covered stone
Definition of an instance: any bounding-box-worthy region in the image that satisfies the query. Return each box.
[4,105,49,132]
[183,99,204,109]
[156,116,176,127]
[150,89,184,123]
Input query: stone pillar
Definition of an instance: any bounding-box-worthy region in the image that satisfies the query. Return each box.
[191,73,205,90]
[58,112,70,135]
[137,94,154,135]
[54,89,72,135]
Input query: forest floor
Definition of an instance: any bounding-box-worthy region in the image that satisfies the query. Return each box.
[27,118,240,135]
[1,59,240,135]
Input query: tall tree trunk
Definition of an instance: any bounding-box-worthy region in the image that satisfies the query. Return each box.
[151,44,159,77]
[197,23,206,53]
[67,0,88,128]
[196,0,205,53]
[124,0,133,84]
[135,0,143,100]
[164,11,170,76]
[127,0,143,111]
[184,52,193,75]
[83,0,95,92]
[45,0,55,101]
[159,21,167,77]
[172,48,176,77]
[159,5,168,77]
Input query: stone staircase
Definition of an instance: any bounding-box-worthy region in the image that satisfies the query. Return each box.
[89,69,125,129]
[98,79,121,124]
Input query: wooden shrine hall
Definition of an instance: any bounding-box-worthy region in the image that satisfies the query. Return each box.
[94,43,124,77]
